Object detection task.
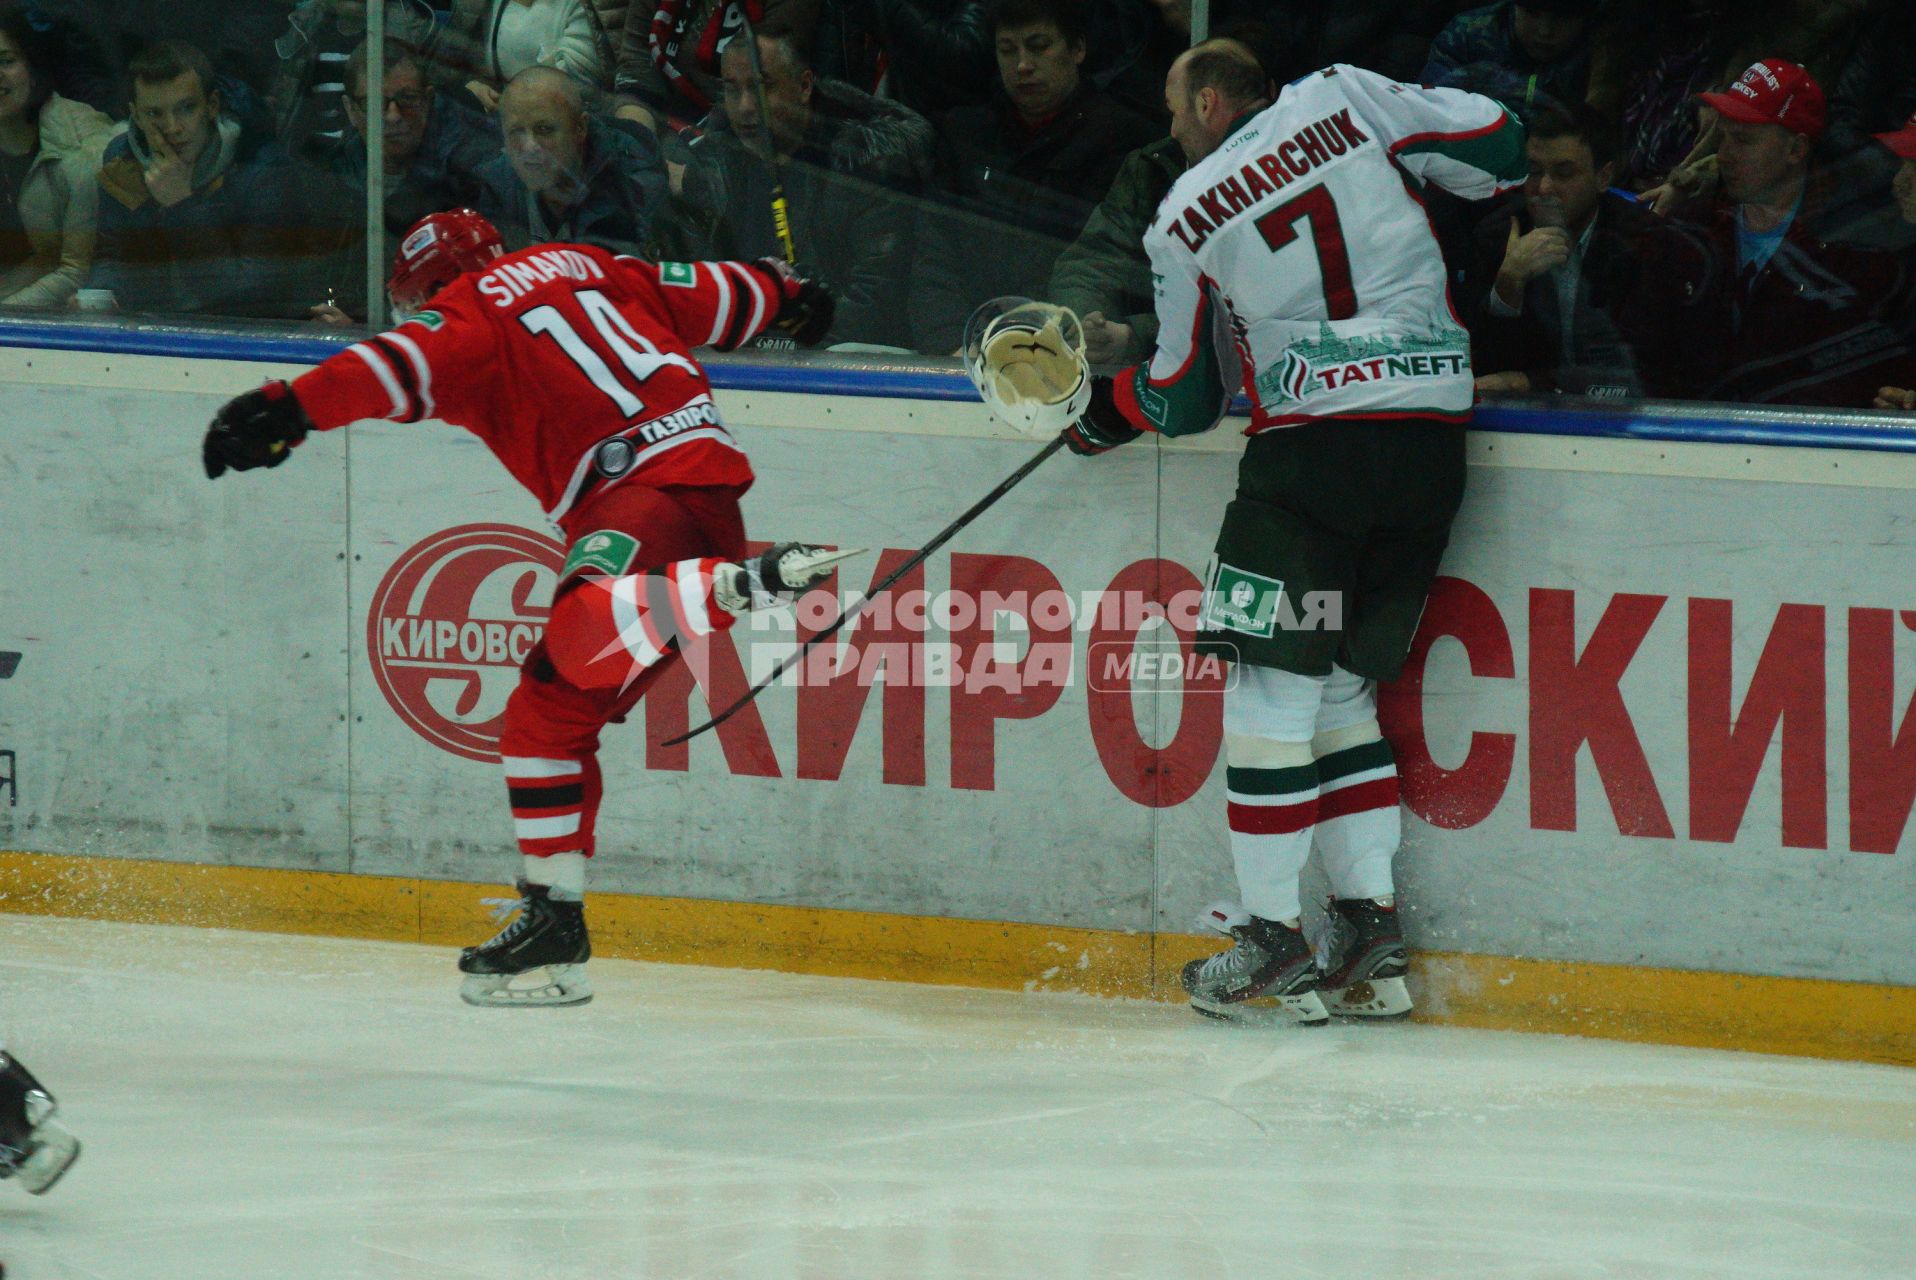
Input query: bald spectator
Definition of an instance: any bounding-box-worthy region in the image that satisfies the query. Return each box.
[1049,34,1271,366]
[662,32,931,348]
[474,65,667,255]
[1619,60,1913,407]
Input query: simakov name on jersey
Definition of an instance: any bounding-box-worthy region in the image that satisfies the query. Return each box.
[477,248,608,306]
[1165,109,1371,254]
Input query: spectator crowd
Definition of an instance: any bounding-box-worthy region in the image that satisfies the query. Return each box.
[1,0,1914,410]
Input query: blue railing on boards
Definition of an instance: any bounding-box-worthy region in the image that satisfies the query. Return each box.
[2,317,1914,454]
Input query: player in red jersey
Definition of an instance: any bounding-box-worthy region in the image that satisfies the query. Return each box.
[202,209,857,1007]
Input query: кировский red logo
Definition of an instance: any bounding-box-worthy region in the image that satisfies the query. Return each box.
[366,524,564,762]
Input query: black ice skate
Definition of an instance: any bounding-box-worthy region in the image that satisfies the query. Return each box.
[1317,897,1413,1019]
[458,881,593,1008]
[1183,909,1326,1024]
[0,1049,80,1195]
[713,542,865,614]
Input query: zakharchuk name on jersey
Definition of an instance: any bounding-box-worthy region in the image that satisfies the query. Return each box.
[1260,321,1473,404]
[1163,109,1373,255]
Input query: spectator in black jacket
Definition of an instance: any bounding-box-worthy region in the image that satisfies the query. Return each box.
[1421,0,1597,123]
[1825,1,1916,159]
[812,0,994,120]
[909,0,1156,353]
[1465,103,1659,398]
[662,31,932,348]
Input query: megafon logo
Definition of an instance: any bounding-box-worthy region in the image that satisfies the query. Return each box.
[367,524,564,762]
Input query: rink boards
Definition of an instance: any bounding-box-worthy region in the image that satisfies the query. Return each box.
[1,343,1913,1065]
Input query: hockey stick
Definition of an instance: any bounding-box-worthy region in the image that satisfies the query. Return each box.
[662,434,1069,746]
[737,11,798,264]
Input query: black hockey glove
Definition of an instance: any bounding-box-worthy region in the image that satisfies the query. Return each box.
[754,256,836,347]
[203,381,313,479]
[1063,375,1145,456]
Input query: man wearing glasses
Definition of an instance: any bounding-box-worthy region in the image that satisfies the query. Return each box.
[310,40,499,323]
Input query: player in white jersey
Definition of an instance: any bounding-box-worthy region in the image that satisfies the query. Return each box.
[1064,43,1525,1021]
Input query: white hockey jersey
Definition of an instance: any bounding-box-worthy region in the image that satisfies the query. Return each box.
[1109,65,1525,436]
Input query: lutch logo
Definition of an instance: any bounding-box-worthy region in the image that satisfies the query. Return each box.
[367,525,564,762]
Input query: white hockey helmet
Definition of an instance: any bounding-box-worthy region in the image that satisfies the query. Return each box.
[963,297,1092,437]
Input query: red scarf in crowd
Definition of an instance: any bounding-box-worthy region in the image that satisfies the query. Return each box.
[648,0,766,111]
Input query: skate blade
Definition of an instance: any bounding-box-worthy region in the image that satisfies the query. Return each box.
[1189,989,1328,1026]
[798,546,866,574]
[17,1118,80,1195]
[460,964,593,1008]
[1324,977,1413,1019]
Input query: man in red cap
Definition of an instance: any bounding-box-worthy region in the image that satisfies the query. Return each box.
[1868,111,1916,411]
[1618,60,1913,407]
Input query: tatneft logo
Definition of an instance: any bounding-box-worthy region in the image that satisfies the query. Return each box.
[366,524,564,762]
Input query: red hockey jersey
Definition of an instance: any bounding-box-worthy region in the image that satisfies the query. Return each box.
[292,246,792,519]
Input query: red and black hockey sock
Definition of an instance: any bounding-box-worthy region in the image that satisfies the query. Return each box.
[502,754,602,858]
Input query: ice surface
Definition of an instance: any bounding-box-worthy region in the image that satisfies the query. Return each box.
[2,913,1913,1280]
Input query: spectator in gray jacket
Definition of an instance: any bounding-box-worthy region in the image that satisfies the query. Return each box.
[1047,135,1181,366]
[0,3,118,310]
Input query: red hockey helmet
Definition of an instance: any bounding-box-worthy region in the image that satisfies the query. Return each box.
[387,209,505,314]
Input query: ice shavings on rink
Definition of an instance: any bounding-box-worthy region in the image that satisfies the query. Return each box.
[2,913,1913,1280]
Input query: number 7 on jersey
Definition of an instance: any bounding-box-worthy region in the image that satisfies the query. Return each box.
[1255,186,1358,321]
